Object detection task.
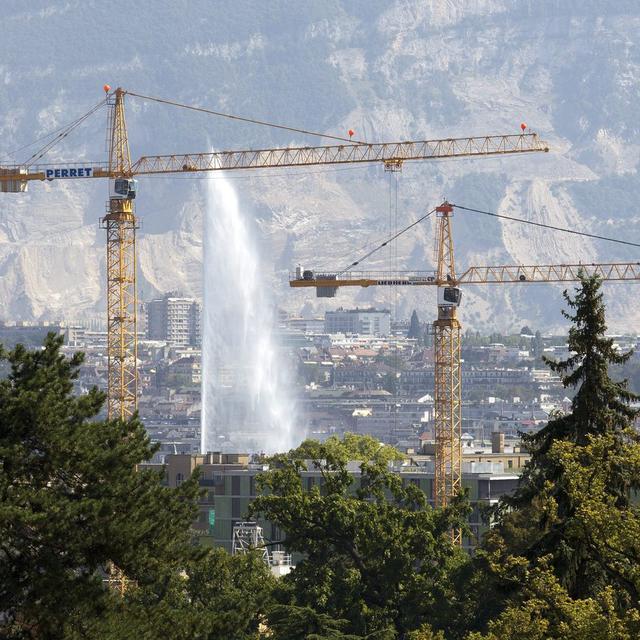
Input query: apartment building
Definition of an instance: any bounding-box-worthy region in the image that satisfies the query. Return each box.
[146,292,201,347]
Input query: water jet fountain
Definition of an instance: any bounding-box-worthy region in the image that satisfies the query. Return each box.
[201,175,297,454]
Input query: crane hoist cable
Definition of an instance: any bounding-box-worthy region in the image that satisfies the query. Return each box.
[125,90,364,145]
[4,114,94,161]
[388,172,393,318]
[389,170,400,424]
[2,98,106,163]
[453,204,640,249]
[8,87,361,166]
[389,171,400,321]
[313,226,391,274]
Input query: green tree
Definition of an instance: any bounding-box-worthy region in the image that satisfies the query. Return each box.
[469,434,640,639]
[267,604,363,640]
[0,334,273,639]
[531,330,544,360]
[466,555,639,640]
[381,371,399,395]
[493,274,639,597]
[250,434,469,638]
[69,549,275,640]
[553,433,640,606]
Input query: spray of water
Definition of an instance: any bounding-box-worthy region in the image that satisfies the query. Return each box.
[201,175,298,454]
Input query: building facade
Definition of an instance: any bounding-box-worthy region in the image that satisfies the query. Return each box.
[153,452,522,553]
[146,292,201,347]
[324,308,391,336]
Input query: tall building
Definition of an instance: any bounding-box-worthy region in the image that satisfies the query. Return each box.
[324,308,391,336]
[146,292,201,347]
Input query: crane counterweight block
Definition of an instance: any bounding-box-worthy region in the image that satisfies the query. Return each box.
[0,168,28,192]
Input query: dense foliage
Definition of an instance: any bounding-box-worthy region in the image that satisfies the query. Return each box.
[469,433,640,639]
[493,274,639,598]
[0,334,273,639]
[250,434,469,638]
[407,310,422,340]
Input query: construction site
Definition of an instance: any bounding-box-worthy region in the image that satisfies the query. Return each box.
[5,4,640,637]
[3,84,640,550]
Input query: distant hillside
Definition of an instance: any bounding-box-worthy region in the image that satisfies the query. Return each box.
[1,0,639,332]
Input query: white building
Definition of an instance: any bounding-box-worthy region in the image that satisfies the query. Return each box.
[146,292,201,347]
[324,308,391,336]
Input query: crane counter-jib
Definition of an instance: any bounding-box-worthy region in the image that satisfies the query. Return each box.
[0,164,110,190]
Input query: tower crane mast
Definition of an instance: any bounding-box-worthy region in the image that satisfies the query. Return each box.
[0,87,548,424]
[432,202,462,514]
[102,89,138,420]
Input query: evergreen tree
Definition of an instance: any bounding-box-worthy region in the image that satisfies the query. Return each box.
[470,433,640,639]
[267,604,363,640]
[70,548,276,640]
[0,334,204,638]
[532,330,544,360]
[494,274,639,597]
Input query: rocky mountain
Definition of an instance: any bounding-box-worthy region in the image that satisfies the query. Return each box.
[1,0,640,332]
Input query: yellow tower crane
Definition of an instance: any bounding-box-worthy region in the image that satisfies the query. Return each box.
[102,89,138,420]
[290,202,640,544]
[0,87,549,421]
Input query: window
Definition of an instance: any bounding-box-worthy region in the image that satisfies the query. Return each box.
[213,475,225,495]
[492,478,519,498]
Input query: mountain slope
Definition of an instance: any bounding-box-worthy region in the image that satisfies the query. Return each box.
[1,0,639,331]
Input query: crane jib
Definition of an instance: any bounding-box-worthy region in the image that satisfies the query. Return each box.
[45,167,93,179]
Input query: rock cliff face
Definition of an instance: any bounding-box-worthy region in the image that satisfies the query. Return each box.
[1,1,639,331]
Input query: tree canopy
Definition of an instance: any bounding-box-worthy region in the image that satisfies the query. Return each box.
[407,310,422,340]
[250,434,469,638]
[4,278,640,640]
[493,275,639,598]
[0,334,273,639]
[471,433,640,640]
